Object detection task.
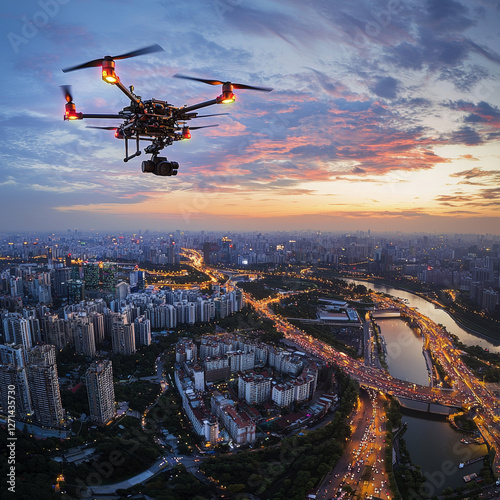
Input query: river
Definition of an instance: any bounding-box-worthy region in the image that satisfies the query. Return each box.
[347,279,500,352]
[376,318,430,386]
[347,279,492,494]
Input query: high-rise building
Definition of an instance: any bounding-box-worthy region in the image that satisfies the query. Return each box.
[70,263,81,280]
[90,312,105,344]
[2,314,32,350]
[134,315,151,347]
[10,277,23,297]
[101,263,116,292]
[228,350,255,373]
[175,338,197,363]
[83,263,100,291]
[130,269,146,290]
[41,315,70,349]
[72,316,96,358]
[27,345,64,427]
[0,344,33,420]
[54,267,71,297]
[85,359,115,425]
[238,371,272,404]
[66,279,85,304]
[0,343,26,366]
[111,315,136,355]
[115,281,129,301]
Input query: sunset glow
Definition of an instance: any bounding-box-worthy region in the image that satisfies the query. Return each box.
[1,0,499,234]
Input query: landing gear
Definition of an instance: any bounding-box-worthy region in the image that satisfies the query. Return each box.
[142,157,179,176]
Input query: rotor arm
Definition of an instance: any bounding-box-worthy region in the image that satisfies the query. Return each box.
[114,80,144,108]
[80,113,124,119]
[180,99,218,113]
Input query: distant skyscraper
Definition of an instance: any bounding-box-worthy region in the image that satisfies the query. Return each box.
[115,281,129,301]
[101,263,116,292]
[54,267,71,297]
[70,263,81,280]
[27,345,64,427]
[66,279,85,304]
[46,247,53,266]
[84,263,100,291]
[85,359,115,425]
[10,277,23,298]
[130,269,145,290]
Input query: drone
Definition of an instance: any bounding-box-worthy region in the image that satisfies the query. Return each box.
[61,44,272,176]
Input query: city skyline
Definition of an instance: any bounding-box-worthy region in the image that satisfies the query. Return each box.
[1,0,500,234]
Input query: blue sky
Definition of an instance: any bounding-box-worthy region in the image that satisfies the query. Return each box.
[1,0,500,234]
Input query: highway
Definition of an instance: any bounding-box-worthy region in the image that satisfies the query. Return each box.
[183,251,500,482]
[317,389,392,500]
[245,280,500,480]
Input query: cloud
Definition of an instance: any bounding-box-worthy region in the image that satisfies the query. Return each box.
[449,167,500,189]
[1,0,500,232]
[425,0,474,31]
[450,167,499,179]
[370,76,399,98]
[436,184,500,209]
[449,126,483,145]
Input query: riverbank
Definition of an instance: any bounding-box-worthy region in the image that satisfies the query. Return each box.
[342,276,500,346]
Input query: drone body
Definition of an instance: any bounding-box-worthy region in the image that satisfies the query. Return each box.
[61,44,272,176]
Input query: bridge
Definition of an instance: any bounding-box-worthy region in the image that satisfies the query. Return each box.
[396,397,460,415]
[372,309,401,319]
[356,377,464,408]
[300,337,468,410]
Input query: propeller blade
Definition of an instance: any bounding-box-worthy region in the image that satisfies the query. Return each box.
[62,44,164,73]
[112,44,164,60]
[62,58,105,73]
[86,126,118,130]
[189,124,219,130]
[194,113,230,118]
[173,74,223,85]
[232,83,273,92]
[60,85,73,103]
[173,74,273,92]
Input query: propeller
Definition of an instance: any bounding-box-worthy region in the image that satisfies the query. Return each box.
[173,74,273,92]
[176,124,219,131]
[193,113,230,118]
[178,124,218,140]
[62,44,164,73]
[86,126,118,130]
[186,124,219,130]
[60,85,73,103]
